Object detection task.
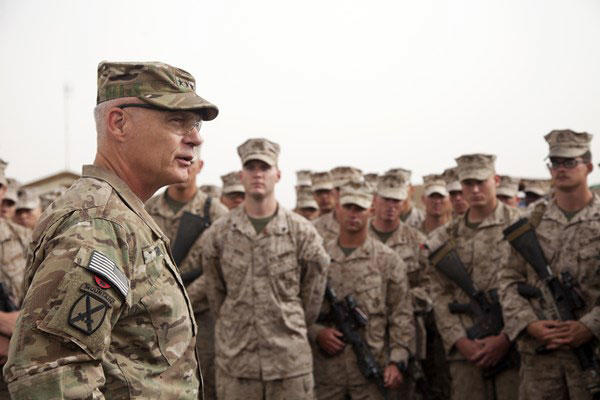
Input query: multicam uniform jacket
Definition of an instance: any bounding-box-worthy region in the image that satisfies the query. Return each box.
[313,211,340,244]
[309,237,414,386]
[3,165,200,400]
[426,202,520,360]
[202,205,330,380]
[499,195,600,355]
[0,219,30,307]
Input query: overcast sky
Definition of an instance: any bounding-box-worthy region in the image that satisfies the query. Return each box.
[2,0,600,207]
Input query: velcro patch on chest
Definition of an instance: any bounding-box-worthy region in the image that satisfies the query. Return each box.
[86,250,129,298]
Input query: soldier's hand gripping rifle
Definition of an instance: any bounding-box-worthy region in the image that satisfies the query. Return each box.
[503,218,600,399]
[429,241,516,378]
[324,284,389,399]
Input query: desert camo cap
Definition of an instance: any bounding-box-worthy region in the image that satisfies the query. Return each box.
[423,174,449,197]
[544,129,592,158]
[521,178,551,197]
[339,181,373,209]
[376,174,408,201]
[221,171,245,194]
[0,159,7,187]
[296,186,318,209]
[497,175,520,197]
[385,167,411,184]
[16,189,41,211]
[330,166,363,188]
[3,187,17,203]
[363,173,379,192]
[311,171,334,191]
[442,167,461,192]
[237,138,280,167]
[455,154,496,181]
[296,170,312,187]
[199,184,222,198]
[97,61,219,121]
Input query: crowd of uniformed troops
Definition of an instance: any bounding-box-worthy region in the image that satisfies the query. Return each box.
[0,60,598,400]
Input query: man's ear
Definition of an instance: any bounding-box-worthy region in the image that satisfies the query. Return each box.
[106,107,128,142]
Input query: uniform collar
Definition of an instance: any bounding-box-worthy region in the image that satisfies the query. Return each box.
[545,192,600,224]
[82,165,167,241]
[463,201,509,229]
[328,235,373,262]
[230,203,290,238]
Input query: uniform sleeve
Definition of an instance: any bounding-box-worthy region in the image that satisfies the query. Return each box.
[298,223,330,327]
[386,253,414,364]
[4,218,129,400]
[579,307,600,339]
[201,224,226,319]
[497,247,539,341]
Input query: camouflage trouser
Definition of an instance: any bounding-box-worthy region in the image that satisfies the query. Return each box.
[315,382,383,400]
[216,367,314,400]
[196,311,215,400]
[421,312,452,400]
[448,360,519,400]
[519,352,595,400]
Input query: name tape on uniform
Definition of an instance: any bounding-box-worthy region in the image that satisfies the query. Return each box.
[86,250,129,298]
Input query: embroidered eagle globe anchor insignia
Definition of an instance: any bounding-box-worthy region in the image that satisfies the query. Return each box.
[68,292,109,335]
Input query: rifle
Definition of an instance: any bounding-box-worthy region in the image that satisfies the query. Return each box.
[0,282,18,312]
[323,284,389,399]
[503,218,600,398]
[429,241,517,378]
[171,197,213,281]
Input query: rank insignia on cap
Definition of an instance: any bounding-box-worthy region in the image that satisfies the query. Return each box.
[86,250,129,298]
[68,293,108,335]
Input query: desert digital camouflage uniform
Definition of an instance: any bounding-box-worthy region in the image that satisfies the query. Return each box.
[0,218,30,307]
[310,181,414,399]
[498,130,600,400]
[146,189,228,400]
[425,155,521,400]
[3,165,201,399]
[310,237,414,399]
[313,210,340,243]
[202,206,329,398]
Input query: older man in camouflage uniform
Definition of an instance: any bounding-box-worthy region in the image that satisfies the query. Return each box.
[499,130,600,400]
[425,154,521,400]
[202,138,330,400]
[146,152,228,400]
[313,166,362,244]
[3,61,218,399]
[219,171,245,210]
[310,181,414,399]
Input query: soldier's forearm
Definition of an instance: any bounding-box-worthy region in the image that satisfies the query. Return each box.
[0,310,19,337]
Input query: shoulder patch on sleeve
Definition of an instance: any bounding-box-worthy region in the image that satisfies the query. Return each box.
[86,250,129,298]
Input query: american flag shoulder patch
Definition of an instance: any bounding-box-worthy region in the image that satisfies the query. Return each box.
[86,250,129,298]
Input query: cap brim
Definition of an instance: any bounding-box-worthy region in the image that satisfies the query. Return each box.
[340,195,372,209]
[222,184,245,194]
[297,200,318,209]
[525,188,546,196]
[376,188,408,201]
[140,91,219,121]
[446,181,462,192]
[312,183,334,191]
[425,186,448,197]
[548,148,587,158]
[242,154,276,167]
[459,170,493,181]
[497,187,518,197]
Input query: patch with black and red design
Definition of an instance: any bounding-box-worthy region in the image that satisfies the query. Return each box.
[95,275,111,289]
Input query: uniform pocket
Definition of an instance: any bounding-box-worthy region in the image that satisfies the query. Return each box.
[269,248,300,300]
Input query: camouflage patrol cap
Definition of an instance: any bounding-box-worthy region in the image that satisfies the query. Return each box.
[442,167,461,192]
[0,159,7,187]
[311,171,334,191]
[221,171,244,194]
[16,189,41,211]
[385,167,411,184]
[3,187,17,203]
[237,138,280,167]
[544,129,592,158]
[497,175,520,197]
[339,181,373,209]
[199,184,222,198]
[97,61,219,121]
[296,186,318,210]
[521,178,551,197]
[423,174,448,197]
[455,154,496,181]
[296,170,312,187]
[376,174,408,201]
[364,173,379,192]
[330,166,363,188]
